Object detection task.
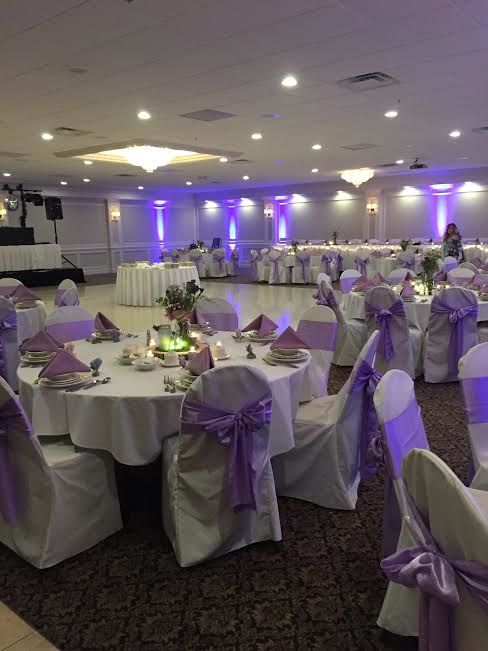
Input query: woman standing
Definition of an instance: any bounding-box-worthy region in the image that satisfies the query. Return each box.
[442,223,464,261]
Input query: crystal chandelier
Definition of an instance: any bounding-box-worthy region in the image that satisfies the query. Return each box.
[340,168,375,188]
[125,146,176,173]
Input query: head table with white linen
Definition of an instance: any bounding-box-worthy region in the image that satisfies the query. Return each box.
[18,332,313,465]
[342,291,488,333]
[115,264,200,307]
[0,243,61,272]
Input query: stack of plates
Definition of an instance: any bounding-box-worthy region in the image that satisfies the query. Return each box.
[21,351,56,365]
[246,331,277,343]
[15,300,38,309]
[94,330,122,340]
[265,349,308,364]
[402,296,415,302]
[38,372,92,389]
[479,294,488,302]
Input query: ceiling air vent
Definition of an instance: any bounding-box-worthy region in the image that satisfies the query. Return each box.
[54,126,91,138]
[230,158,252,164]
[180,109,236,122]
[341,143,379,151]
[472,126,488,134]
[0,150,29,159]
[115,173,137,177]
[378,162,397,168]
[337,71,399,92]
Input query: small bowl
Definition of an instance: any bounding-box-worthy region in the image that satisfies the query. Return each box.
[133,357,159,371]
[116,353,134,366]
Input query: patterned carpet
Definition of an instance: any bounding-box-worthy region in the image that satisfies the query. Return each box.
[0,369,469,651]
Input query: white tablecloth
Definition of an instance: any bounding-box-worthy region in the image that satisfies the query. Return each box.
[18,333,313,465]
[115,265,200,307]
[342,292,488,333]
[16,302,47,343]
[0,244,61,271]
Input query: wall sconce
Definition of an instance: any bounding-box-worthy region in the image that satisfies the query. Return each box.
[110,209,121,222]
[264,202,274,218]
[367,198,378,215]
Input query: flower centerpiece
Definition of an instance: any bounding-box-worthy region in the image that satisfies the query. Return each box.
[291,240,299,253]
[400,239,410,251]
[421,250,442,294]
[332,231,338,245]
[155,280,204,351]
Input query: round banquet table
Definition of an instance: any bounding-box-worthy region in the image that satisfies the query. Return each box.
[115,265,200,307]
[16,302,47,343]
[342,291,488,333]
[18,332,313,465]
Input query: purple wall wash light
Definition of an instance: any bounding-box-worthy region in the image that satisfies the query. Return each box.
[228,204,237,241]
[153,201,166,242]
[435,194,448,237]
[278,202,288,240]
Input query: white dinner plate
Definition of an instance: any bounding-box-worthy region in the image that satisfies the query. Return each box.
[269,350,308,362]
[15,301,38,309]
[21,353,55,364]
[39,372,92,388]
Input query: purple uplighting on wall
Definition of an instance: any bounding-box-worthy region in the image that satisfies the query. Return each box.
[154,202,165,241]
[278,202,287,240]
[228,204,237,240]
[435,194,448,237]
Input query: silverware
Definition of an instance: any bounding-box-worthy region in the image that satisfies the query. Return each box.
[81,377,111,390]
[164,375,170,392]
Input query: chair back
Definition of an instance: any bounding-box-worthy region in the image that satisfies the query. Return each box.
[250,250,259,281]
[387,268,414,284]
[55,280,80,307]
[364,286,414,378]
[297,305,337,397]
[396,251,416,270]
[212,247,227,273]
[447,267,475,285]
[0,297,19,389]
[374,370,429,556]
[460,262,478,273]
[189,249,205,275]
[227,248,239,275]
[0,278,22,298]
[424,287,478,382]
[442,256,458,272]
[340,269,361,294]
[193,297,238,331]
[46,306,95,343]
[355,248,370,276]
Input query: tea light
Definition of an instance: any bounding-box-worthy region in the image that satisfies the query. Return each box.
[214,340,227,359]
[147,349,154,358]
[149,338,156,350]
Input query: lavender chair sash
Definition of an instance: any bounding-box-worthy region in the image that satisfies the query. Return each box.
[213,252,226,273]
[313,288,338,309]
[399,258,416,270]
[381,491,488,651]
[462,377,488,423]
[194,308,238,331]
[434,271,447,283]
[271,256,282,283]
[355,256,369,276]
[250,258,258,281]
[337,253,344,275]
[321,254,333,275]
[47,319,94,343]
[295,254,310,281]
[365,299,405,361]
[0,286,17,298]
[0,312,17,381]
[430,297,478,375]
[350,360,382,480]
[181,395,272,511]
[0,395,33,523]
[296,319,337,351]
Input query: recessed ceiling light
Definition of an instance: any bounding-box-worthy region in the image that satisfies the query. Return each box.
[311,168,319,173]
[251,133,263,140]
[396,159,404,164]
[60,181,68,185]
[384,110,398,118]
[261,113,280,119]
[186,181,192,186]
[3,172,11,177]
[449,129,461,138]
[219,157,228,163]
[41,132,53,141]
[137,110,151,120]
[83,178,90,183]
[83,160,93,166]
[138,185,144,190]
[242,175,250,180]
[312,144,322,150]
[281,75,298,88]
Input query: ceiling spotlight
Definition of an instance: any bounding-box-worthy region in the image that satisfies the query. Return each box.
[251,133,263,140]
[83,178,90,183]
[137,110,151,120]
[83,160,93,166]
[3,172,11,177]
[281,75,298,88]
[311,168,319,174]
[60,181,68,186]
[449,129,461,138]
[242,175,250,180]
[186,181,192,186]
[219,157,228,163]
[137,185,144,190]
[41,132,53,141]
[312,144,322,150]
[396,159,404,164]
[384,110,398,118]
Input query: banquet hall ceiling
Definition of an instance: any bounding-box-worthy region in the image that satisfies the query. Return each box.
[2,0,488,193]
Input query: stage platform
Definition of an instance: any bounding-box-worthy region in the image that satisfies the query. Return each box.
[0,267,85,288]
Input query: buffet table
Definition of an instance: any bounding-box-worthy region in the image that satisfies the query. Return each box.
[18,333,313,465]
[115,264,200,306]
[0,244,61,271]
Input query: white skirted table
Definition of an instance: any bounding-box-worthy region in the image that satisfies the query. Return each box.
[342,292,488,333]
[16,302,47,343]
[115,265,200,307]
[0,244,61,271]
[17,332,313,465]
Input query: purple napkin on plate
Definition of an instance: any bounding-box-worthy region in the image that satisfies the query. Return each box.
[352,276,375,291]
[186,346,215,376]
[38,349,91,379]
[20,331,63,353]
[270,326,310,350]
[10,285,39,302]
[472,274,484,287]
[94,312,119,332]
[242,314,278,337]
[371,272,385,285]
[401,283,414,298]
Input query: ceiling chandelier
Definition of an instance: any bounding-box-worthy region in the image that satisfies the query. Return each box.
[340,168,375,188]
[124,146,176,173]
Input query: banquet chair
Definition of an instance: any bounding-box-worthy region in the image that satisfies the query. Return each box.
[0,377,122,568]
[459,343,488,491]
[447,266,475,285]
[354,248,370,277]
[171,248,181,263]
[160,248,172,262]
[161,365,281,567]
[396,251,416,273]
[0,297,20,391]
[192,297,238,331]
[268,250,289,284]
[46,306,95,344]
[55,279,80,307]
[226,249,239,276]
[460,262,479,273]
[442,255,459,272]
[292,251,311,284]
[364,286,423,379]
[249,250,259,281]
[208,247,227,277]
[378,448,488,646]
[271,332,380,510]
[339,268,361,294]
[0,277,22,297]
[386,268,416,284]
[424,287,479,383]
[189,249,207,278]
[315,275,368,366]
[311,251,337,283]
[296,305,337,399]
[251,249,269,282]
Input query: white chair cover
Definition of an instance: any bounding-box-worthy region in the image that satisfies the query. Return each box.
[46,306,95,343]
[459,343,488,491]
[171,248,181,263]
[209,247,227,277]
[292,251,311,284]
[189,249,207,278]
[0,277,22,297]
[460,262,478,274]
[55,285,80,307]
[386,268,416,284]
[447,267,475,285]
[442,255,459,272]
[364,286,422,379]
[192,297,238,331]
[0,297,19,391]
[424,287,479,383]
[311,250,339,283]
[272,331,380,510]
[268,250,289,285]
[0,376,122,568]
[340,269,361,294]
[161,365,281,567]
[354,247,370,277]
[251,249,269,282]
[296,305,337,399]
[226,249,239,276]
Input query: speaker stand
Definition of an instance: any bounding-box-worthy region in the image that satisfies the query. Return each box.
[52,220,79,270]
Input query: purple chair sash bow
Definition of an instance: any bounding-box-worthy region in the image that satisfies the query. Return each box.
[181,395,272,511]
[355,256,369,276]
[321,254,333,275]
[462,377,488,424]
[399,258,415,270]
[381,492,488,651]
[0,395,33,523]
[296,253,310,281]
[191,253,203,270]
[313,288,338,309]
[350,360,382,480]
[250,258,258,281]
[171,251,180,262]
[430,297,478,374]
[337,253,344,275]
[365,299,405,361]
[213,252,226,273]
[271,256,282,283]
[0,312,17,381]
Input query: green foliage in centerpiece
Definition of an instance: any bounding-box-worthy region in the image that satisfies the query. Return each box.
[421,250,442,293]
[155,281,204,351]
[400,239,410,251]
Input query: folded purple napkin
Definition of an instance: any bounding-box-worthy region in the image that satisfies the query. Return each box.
[479,284,488,295]
[38,349,91,379]
[371,272,385,285]
[472,257,484,269]
[352,276,375,290]
[242,314,278,337]
[94,312,119,332]
[401,283,415,297]
[186,346,215,376]
[20,331,63,353]
[10,285,39,302]
[472,274,485,287]
[270,326,310,350]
